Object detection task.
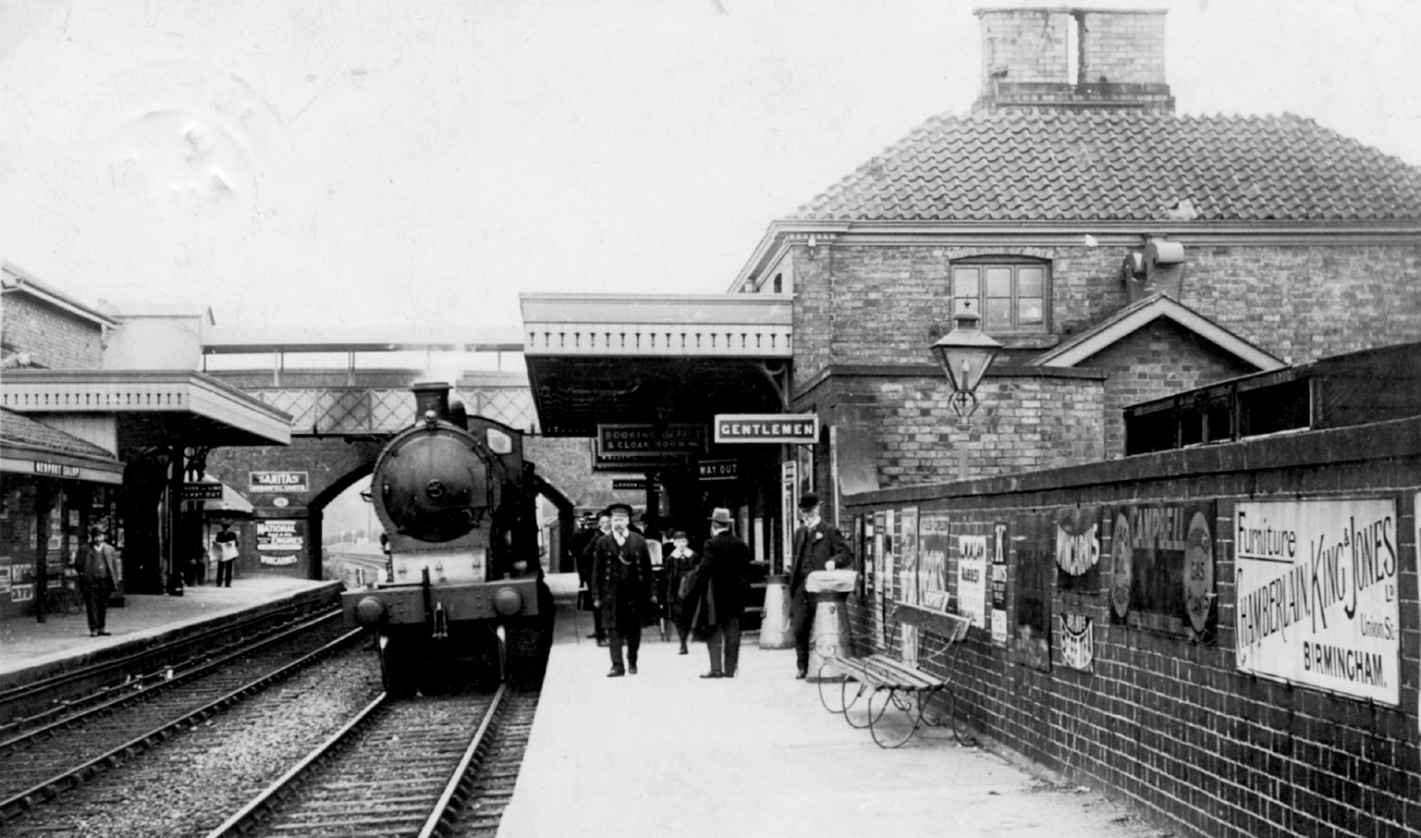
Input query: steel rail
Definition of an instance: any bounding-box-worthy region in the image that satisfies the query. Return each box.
[202,691,391,838]
[0,610,341,752]
[417,684,508,838]
[0,626,363,823]
[0,595,338,728]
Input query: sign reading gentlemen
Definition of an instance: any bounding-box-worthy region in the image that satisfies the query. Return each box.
[714,413,817,444]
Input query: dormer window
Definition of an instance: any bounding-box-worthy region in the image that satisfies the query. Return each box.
[949,259,1049,333]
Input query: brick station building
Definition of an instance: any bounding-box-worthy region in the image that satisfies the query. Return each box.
[518,9,1421,833]
[703,7,1421,837]
[728,6,1421,510]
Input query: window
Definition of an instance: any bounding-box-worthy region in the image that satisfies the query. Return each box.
[949,260,1048,333]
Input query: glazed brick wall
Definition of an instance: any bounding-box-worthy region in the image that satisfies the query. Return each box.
[844,417,1421,838]
[1080,11,1167,85]
[1,293,103,368]
[976,9,1070,89]
[792,242,1421,388]
[1087,320,1258,457]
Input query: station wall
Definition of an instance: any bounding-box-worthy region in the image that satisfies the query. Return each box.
[843,416,1420,838]
[1,292,103,369]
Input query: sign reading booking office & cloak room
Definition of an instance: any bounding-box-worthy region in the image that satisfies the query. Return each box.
[1234,498,1400,705]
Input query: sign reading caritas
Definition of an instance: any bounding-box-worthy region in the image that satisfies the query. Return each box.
[249,471,309,494]
[714,414,818,444]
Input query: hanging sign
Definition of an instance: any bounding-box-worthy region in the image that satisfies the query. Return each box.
[1234,498,1399,705]
[611,478,649,490]
[714,414,818,444]
[697,459,738,481]
[181,482,224,501]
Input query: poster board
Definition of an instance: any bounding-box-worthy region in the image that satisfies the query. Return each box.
[1234,497,1399,705]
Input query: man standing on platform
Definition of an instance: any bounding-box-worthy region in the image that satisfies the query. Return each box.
[213,521,239,588]
[788,493,852,679]
[578,511,612,646]
[691,508,751,678]
[74,526,119,637]
[592,503,656,677]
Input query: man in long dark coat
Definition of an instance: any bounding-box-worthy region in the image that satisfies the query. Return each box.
[789,492,853,679]
[576,511,611,645]
[592,503,656,677]
[689,507,751,678]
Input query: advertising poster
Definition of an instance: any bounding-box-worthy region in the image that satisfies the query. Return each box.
[11,583,34,603]
[257,520,305,567]
[0,562,10,593]
[918,513,952,611]
[1109,503,1216,637]
[897,507,920,665]
[1416,492,1420,731]
[990,523,1009,646]
[1059,613,1094,671]
[957,534,988,629]
[882,509,896,647]
[1055,507,1101,594]
[780,461,797,574]
[1011,513,1052,672]
[1235,498,1400,705]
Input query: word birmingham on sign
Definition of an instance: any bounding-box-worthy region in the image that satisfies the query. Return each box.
[714,414,818,444]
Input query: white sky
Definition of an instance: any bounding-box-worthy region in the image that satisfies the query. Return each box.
[2,0,1418,337]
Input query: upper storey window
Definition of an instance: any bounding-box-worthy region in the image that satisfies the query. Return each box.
[950,259,1048,333]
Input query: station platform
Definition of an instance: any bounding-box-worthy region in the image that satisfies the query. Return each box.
[498,601,1160,838]
[0,577,342,690]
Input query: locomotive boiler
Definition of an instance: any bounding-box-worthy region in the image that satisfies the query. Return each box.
[341,381,552,695]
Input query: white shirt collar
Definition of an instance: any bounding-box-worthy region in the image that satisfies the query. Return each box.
[803,516,821,530]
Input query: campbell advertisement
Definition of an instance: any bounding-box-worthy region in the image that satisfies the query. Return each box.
[1234,498,1400,705]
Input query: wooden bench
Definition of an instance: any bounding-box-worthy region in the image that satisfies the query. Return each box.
[817,604,972,748]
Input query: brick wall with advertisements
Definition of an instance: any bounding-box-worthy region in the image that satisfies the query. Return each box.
[844,415,1420,838]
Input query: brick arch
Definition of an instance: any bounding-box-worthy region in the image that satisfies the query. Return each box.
[206,436,388,580]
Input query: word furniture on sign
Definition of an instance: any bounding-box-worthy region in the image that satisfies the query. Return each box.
[713,413,818,444]
[1234,497,1399,705]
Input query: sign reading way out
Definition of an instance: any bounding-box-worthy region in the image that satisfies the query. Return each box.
[714,414,818,444]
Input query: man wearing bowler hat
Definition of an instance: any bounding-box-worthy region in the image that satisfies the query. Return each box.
[687,507,751,678]
[592,502,656,677]
[788,492,853,679]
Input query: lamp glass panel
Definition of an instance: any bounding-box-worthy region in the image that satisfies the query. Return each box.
[985,267,1012,297]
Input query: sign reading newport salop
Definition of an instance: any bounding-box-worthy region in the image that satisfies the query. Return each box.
[1234,498,1400,704]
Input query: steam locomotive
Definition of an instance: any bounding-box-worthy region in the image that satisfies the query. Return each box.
[342,381,552,695]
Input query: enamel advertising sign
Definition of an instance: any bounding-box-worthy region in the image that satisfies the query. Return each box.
[1234,498,1399,705]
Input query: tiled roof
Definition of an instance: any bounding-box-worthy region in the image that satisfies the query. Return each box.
[790,110,1421,223]
[0,408,119,464]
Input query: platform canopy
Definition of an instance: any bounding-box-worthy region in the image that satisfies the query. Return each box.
[520,293,792,437]
[0,370,292,451]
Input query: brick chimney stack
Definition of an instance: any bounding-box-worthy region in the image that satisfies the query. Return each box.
[974,6,1174,113]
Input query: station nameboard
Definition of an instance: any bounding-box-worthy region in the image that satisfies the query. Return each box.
[714,414,818,444]
[611,478,650,490]
[250,471,309,494]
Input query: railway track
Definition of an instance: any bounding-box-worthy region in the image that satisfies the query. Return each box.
[0,591,339,730]
[0,615,362,824]
[208,687,541,838]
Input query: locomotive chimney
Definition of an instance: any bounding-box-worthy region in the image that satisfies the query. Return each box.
[411,380,452,421]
